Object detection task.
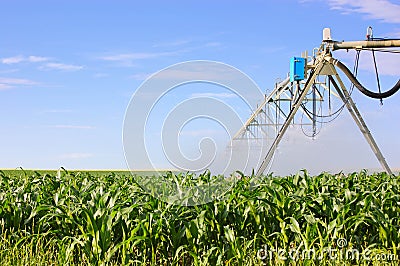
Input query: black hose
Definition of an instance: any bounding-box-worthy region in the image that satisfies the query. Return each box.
[331,58,400,99]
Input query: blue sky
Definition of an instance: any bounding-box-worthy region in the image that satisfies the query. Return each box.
[0,0,399,174]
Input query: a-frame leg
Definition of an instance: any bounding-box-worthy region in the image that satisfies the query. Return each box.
[328,75,393,175]
[256,63,324,176]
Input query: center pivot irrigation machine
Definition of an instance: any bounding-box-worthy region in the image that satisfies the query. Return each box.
[231,28,400,176]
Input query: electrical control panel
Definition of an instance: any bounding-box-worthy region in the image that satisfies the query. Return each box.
[290,57,306,82]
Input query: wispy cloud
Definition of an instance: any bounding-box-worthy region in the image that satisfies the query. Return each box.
[358,51,400,76]
[1,55,84,72]
[129,72,153,81]
[28,55,49,62]
[0,77,36,85]
[179,129,225,137]
[153,40,223,54]
[93,72,109,78]
[0,77,38,90]
[99,51,179,66]
[323,0,400,23]
[335,49,400,76]
[0,69,20,74]
[0,68,19,74]
[261,46,287,54]
[59,153,94,159]
[49,125,95,129]
[0,83,12,90]
[42,109,74,114]
[151,63,243,82]
[40,62,84,71]
[1,55,50,64]
[191,92,239,99]
[99,42,220,67]
[100,52,179,61]
[153,39,191,48]
[205,42,222,47]
[1,55,24,64]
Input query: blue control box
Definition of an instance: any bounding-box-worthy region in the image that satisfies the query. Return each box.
[290,57,306,82]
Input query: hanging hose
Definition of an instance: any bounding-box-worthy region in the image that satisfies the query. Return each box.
[329,58,400,99]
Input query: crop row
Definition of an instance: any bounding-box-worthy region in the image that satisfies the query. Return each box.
[0,169,399,265]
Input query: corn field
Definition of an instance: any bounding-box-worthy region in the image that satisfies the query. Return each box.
[0,169,399,265]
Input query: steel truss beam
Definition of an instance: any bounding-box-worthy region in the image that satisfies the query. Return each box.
[254,55,393,175]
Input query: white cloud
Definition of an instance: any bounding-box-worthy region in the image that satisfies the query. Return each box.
[40,62,83,71]
[50,125,95,129]
[1,55,50,64]
[28,55,49,62]
[179,129,225,137]
[1,55,25,64]
[0,77,37,90]
[191,92,239,99]
[129,63,245,82]
[99,51,178,65]
[93,72,109,78]
[0,69,19,74]
[205,42,222,47]
[0,83,12,90]
[153,40,191,48]
[358,51,400,76]
[325,0,400,23]
[152,66,243,82]
[335,49,400,76]
[0,77,37,85]
[59,153,94,159]
[1,55,83,72]
[42,109,73,113]
[100,52,174,61]
[130,72,153,80]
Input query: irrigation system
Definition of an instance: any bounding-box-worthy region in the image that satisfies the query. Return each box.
[231,27,400,176]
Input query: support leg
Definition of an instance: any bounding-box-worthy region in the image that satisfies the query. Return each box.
[329,75,393,175]
[256,64,323,176]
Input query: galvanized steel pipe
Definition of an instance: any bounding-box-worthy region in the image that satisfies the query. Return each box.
[332,39,400,50]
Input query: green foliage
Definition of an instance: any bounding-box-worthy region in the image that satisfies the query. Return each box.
[0,169,399,265]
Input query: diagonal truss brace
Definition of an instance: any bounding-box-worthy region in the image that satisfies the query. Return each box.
[256,62,325,175]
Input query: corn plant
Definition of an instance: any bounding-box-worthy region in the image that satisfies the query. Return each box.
[0,169,399,265]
